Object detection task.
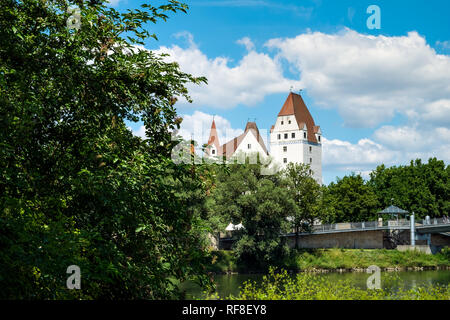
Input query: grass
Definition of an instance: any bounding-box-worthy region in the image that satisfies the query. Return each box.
[208,247,450,273]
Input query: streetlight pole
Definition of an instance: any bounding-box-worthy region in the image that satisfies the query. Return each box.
[410,212,415,247]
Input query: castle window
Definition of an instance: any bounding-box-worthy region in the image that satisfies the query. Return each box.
[281,121,284,125]
[288,120,291,124]
[284,133,288,139]
[304,132,307,139]
[318,136,321,142]
[283,158,287,164]
[309,146,312,153]
[292,133,295,138]
[277,134,281,140]
[212,150,215,155]
[283,146,287,152]
[248,144,251,149]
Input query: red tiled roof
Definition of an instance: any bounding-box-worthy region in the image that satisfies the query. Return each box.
[277,92,319,143]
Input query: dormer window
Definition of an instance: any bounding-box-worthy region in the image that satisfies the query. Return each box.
[318,136,321,142]
[288,120,291,124]
[304,132,307,139]
[281,121,284,125]
[212,149,215,155]
[248,144,251,149]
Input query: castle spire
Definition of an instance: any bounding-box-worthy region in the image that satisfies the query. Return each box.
[278,92,319,143]
[207,118,220,148]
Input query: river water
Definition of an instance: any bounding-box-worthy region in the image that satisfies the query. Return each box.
[180,270,450,299]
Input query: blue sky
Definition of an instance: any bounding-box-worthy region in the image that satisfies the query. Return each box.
[121,0,450,184]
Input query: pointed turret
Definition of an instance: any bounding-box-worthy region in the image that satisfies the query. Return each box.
[207,119,220,149]
[278,92,319,143]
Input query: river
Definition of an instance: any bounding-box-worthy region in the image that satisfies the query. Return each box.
[180,270,450,299]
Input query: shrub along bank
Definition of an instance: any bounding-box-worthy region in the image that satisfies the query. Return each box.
[218,268,450,300]
[208,248,450,273]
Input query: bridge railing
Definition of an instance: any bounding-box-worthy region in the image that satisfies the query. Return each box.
[308,217,450,234]
[385,220,410,227]
[422,217,450,225]
[310,219,413,233]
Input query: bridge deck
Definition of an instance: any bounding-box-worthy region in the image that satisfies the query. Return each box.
[301,218,450,236]
[220,218,450,240]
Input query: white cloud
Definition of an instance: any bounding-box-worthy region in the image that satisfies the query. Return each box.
[323,124,450,173]
[412,100,450,127]
[237,37,255,52]
[323,137,390,171]
[130,125,147,139]
[266,29,450,128]
[374,125,450,151]
[153,33,301,109]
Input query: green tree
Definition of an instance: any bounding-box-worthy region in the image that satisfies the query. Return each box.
[0,0,210,299]
[369,158,449,218]
[209,158,295,269]
[323,174,378,223]
[283,163,321,249]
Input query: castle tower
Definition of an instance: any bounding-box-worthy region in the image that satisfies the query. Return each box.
[205,119,220,157]
[270,92,322,183]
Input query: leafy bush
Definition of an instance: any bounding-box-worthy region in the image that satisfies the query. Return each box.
[0,0,210,299]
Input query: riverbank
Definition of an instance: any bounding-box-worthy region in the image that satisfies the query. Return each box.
[208,248,450,274]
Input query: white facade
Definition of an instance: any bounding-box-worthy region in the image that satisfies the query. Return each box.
[233,130,268,161]
[269,94,322,184]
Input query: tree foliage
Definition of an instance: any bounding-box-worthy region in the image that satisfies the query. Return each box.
[208,160,295,269]
[0,0,210,299]
[283,163,321,249]
[322,174,378,223]
[369,158,450,218]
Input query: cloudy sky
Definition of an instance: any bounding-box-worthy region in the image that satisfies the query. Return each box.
[121,0,450,184]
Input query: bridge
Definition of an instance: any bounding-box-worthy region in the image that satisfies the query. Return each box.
[219,216,450,251]
[303,217,450,236]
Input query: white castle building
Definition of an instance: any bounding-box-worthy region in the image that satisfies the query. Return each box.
[206,92,322,183]
[205,120,269,161]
